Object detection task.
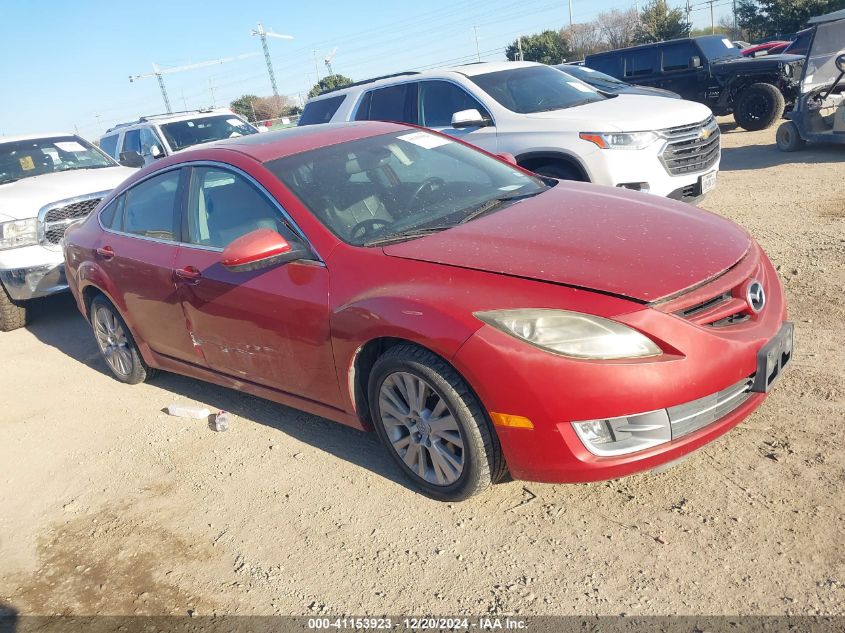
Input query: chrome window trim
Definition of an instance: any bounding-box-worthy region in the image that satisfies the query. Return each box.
[97,161,323,263]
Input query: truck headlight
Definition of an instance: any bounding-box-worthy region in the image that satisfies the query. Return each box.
[579,131,659,150]
[0,218,38,250]
[474,309,662,359]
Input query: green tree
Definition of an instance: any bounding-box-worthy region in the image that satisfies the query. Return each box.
[506,30,572,65]
[737,0,844,39]
[230,94,260,121]
[634,0,692,43]
[308,74,354,98]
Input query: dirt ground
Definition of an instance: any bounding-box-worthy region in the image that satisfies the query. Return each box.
[1,120,843,618]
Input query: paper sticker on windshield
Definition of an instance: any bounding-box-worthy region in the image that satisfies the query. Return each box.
[398,131,452,149]
[19,156,35,171]
[722,38,734,48]
[227,118,243,127]
[568,81,594,93]
[55,141,86,152]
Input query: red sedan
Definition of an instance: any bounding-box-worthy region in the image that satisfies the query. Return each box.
[63,122,792,500]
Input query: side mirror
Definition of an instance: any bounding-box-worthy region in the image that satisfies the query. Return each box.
[221,228,310,272]
[451,109,489,129]
[150,144,163,159]
[836,54,845,73]
[497,152,518,166]
[689,56,702,69]
[118,150,145,168]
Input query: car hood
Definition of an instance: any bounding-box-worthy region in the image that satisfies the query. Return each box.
[617,85,682,99]
[521,95,712,131]
[0,166,134,220]
[383,183,751,303]
[711,53,804,73]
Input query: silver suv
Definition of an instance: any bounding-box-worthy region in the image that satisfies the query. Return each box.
[99,109,259,168]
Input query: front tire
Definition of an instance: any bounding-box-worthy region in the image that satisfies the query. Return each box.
[0,284,28,332]
[368,344,506,501]
[734,83,785,131]
[90,295,154,384]
[776,121,805,152]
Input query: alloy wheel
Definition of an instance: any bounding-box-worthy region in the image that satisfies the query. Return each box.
[93,306,133,378]
[378,371,465,486]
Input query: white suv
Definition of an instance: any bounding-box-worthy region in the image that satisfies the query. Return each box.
[0,133,133,330]
[300,62,721,202]
[99,109,259,168]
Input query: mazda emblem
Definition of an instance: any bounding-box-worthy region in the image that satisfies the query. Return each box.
[746,280,766,313]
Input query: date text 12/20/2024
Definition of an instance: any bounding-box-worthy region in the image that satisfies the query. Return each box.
[307,617,528,630]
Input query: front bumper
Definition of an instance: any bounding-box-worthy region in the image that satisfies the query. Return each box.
[451,251,787,483]
[0,263,67,301]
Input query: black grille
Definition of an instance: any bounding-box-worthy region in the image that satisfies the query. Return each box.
[42,198,102,244]
[660,117,721,176]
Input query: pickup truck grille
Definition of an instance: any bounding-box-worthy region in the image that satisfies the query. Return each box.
[659,116,721,176]
[39,195,104,245]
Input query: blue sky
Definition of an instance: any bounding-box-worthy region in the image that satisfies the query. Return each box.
[0,0,731,139]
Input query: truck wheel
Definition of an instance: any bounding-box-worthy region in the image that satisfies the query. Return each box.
[776,121,805,152]
[0,284,28,332]
[734,83,785,131]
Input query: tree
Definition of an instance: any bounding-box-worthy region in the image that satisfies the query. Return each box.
[595,8,639,50]
[230,94,260,121]
[737,0,844,39]
[565,22,607,60]
[308,74,353,98]
[635,0,692,43]
[251,95,293,121]
[506,30,572,65]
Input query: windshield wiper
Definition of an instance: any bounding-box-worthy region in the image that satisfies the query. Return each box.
[459,191,542,224]
[362,225,452,247]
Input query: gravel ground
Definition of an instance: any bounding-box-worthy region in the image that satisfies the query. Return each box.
[1,120,843,617]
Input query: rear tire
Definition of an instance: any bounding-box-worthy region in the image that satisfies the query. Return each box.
[0,284,28,332]
[90,295,155,384]
[776,121,805,152]
[368,343,506,501]
[531,162,583,181]
[734,83,785,131]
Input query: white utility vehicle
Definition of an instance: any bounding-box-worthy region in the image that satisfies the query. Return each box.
[300,62,721,202]
[0,133,133,331]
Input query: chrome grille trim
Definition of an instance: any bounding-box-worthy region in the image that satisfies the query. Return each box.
[659,115,721,176]
[37,191,110,247]
[668,375,754,438]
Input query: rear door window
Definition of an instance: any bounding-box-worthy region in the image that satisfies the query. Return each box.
[662,42,698,72]
[625,48,658,77]
[418,81,490,127]
[356,83,417,124]
[120,169,182,241]
[99,134,119,159]
[298,96,346,126]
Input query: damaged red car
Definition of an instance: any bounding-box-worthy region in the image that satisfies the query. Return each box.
[63,121,792,500]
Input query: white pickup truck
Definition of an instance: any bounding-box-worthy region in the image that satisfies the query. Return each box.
[0,133,134,331]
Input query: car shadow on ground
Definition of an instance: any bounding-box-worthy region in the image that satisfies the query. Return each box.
[24,294,416,494]
[718,125,844,172]
[0,602,17,633]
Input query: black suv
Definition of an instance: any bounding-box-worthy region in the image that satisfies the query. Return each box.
[586,35,804,130]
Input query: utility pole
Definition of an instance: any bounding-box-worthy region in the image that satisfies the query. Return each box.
[313,50,322,81]
[733,0,739,38]
[517,35,524,61]
[569,0,574,35]
[209,78,217,108]
[686,0,692,35]
[251,22,294,98]
[473,26,481,62]
[709,0,716,34]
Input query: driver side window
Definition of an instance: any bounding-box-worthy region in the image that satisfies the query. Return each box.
[185,167,292,249]
[418,81,490,127]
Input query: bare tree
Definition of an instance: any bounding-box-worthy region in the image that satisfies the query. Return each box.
[251,95,293,121]
[595,8,639,50]
[564,22,607,60]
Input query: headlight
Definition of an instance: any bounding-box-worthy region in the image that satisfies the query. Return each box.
[579,131,659,150]
[474,309,662,359]
[0,218,38,250]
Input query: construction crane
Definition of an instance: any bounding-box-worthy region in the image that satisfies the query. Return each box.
[130,53,258,113]
[251,22,294,97]
[324,48,338,76]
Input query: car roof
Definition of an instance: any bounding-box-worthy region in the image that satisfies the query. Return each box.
[308,61,543,101]
[0,132,79,143]
[102,109,237,136]
[178,120,409,163]
[808,8,845,24]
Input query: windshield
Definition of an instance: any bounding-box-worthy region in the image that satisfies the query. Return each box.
[0,135,115,185]
[555,65,627,89]
[159,114,257,152]
[267,130,549,246]
[468,65,604,114]
[697,36,743,61]
[803,21,845,91]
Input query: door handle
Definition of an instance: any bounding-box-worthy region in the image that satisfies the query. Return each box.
[175,266,202,283]
[95,246,114,260]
